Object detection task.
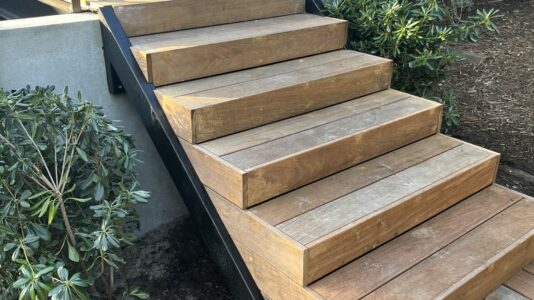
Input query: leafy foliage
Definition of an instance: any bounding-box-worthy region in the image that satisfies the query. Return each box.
[322,0,501,131]
[0,86,150,299]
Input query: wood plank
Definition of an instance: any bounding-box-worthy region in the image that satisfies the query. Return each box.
[201,89,404,156]
[183,94,441,208]
[251,134,462,226]
[114,0,305,37]
[131,14,347,86]
[310,185,524,299]
[180,139,246,207]
[506,271,534,298]
[364,197,534,300]
[157,50,363,99]
[233,239,322,300]
[305,153,499,284]
[487,286,530,300]
[277,144,496,244]
[207,188,309,286]
[523,263,534,275]
[224,97,436,170]
[160,54,392,143]
[243,100,441,207]
[158,52,391,143]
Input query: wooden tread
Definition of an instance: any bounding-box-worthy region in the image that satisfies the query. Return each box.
[182,90,442,208]
[156,50,392,143]
[229,185,534,300]
[113,0,305,37]
[208,135,500,285]
[130,14,347,86]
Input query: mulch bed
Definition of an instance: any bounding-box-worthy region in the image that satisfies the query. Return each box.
[447,0,534,196]
[118,218,232,300]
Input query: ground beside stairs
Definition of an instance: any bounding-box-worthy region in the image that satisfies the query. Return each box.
[448,0,534,196]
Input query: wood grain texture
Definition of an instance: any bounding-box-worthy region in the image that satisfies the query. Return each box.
[487,286,530,300]
[233,240,322,300]
[179,139,246,207]
[157,52,392,143]
[523,263,534,275]
[364,197,534,300]
[201,88,403,156]
[183,94,441,208]
[310,185,524,300]
[207,188,308,286]
[298,145,500,283]
[506,271,534,298]
[243,100,441,207]
[278,144,497,244]
[222,97,429,169]
[131,14,347,86]
[251,134,462,226]
[114,0,305,37]
[156,50,363,99]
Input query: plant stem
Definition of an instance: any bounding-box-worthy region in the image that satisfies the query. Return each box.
[57,194,77,248]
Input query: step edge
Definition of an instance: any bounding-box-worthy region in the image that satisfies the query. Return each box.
[303,153,500,283]
[437,223,534,299]
[130,14,348,53]
[178,58,392,111]
[243,101,442,172]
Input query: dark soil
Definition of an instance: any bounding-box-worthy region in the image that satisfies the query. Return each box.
[118,218,232,300]
[447,0,534,196]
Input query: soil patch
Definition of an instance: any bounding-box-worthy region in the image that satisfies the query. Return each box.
[447,0,534,196]
[118,218,232,300]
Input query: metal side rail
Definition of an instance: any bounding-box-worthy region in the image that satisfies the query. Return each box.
[98,6,263,300]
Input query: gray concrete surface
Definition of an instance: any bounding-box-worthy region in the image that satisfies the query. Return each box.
[0,13,188,235]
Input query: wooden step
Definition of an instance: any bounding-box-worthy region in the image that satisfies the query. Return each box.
[130,14,347,86]
[504,269,534,299]
[208,135,500,286]
[156,50,392,143]
[487,286,530,300]
[230,185,534,300]
[114,0,305,37]
[181,90,442,208]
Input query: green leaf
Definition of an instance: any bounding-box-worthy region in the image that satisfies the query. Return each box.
[94,183,104,201]
[48,203,57,225]
[57,267,69,281]
[28,190,49,200]
[67,242,80,262]
[76,147,88,162]
[3,242,17,252]
[36,266,55,277]
[13,277,30,289]
[130,288,150,299]
[20,190,32,200]
[66,197,92,203]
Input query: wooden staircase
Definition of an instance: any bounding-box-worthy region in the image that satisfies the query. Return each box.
[106,1,534,299]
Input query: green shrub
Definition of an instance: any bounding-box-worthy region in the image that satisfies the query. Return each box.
[0,86,150,299]
[322,0,501,130]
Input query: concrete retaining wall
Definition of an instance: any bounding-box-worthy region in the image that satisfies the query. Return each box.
[0,13,188,235]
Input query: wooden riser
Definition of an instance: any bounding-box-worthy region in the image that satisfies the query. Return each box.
[156,50,392,143]
[182,90,442,208]
[231,185,534,300]
[113,0,305,37]
[130,14,347,86]
[208,135,500,285]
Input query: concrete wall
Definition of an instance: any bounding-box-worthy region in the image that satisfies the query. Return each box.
[0,13,188,235]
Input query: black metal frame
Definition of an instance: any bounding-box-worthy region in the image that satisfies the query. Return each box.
[99,7,263,300]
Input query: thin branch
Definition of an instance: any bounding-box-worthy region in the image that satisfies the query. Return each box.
[16,119,58,191]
